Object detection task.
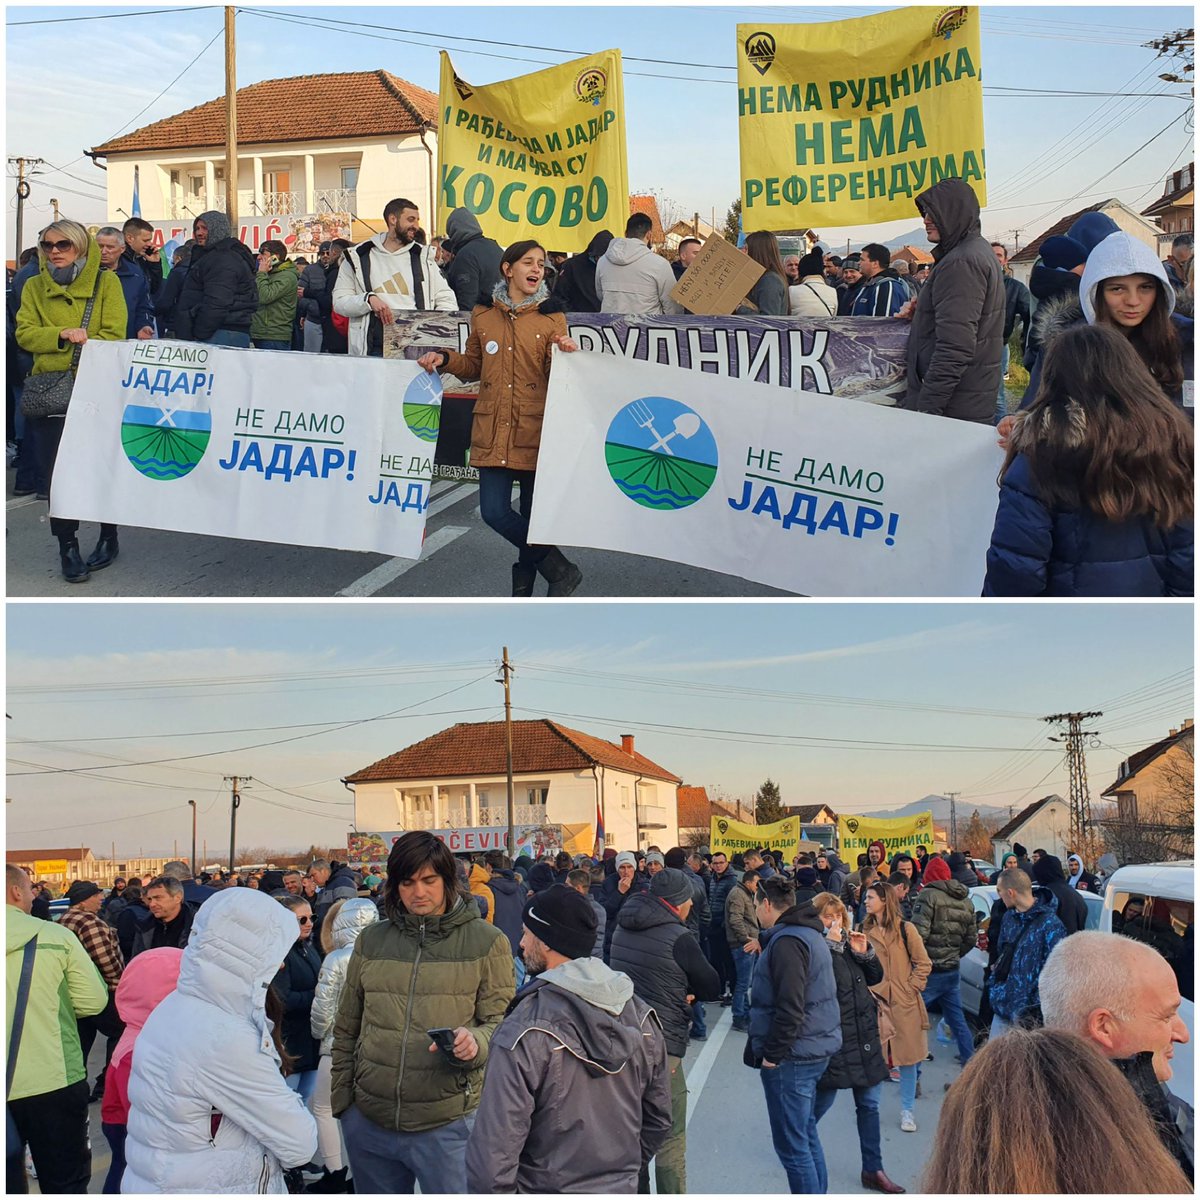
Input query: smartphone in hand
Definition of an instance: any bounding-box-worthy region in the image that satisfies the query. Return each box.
[427,1027,459,1063]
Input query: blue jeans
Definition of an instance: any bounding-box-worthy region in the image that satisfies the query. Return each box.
[898,1063,917,1110]
[477,466,549,566]
[760,1058,830,1194]
[691,999,707,1038]
[814,1083,883,1175]
[731,945,755,1021]
[342,1104,472,1193]
[254,338,292,351]
[286,1068,319,1104]
[994,343,1010,425]
[206,329,251,348]
[923,969,975,1064]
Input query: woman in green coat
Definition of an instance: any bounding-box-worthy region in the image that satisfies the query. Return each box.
[15,219,127,583]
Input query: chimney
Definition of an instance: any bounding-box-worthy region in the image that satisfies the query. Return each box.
[1170,727,1178,737]
[621,734,635,756]
[1182,719,1194,731]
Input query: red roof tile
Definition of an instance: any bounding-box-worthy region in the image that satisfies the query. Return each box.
[677,786,741,828]
[1142,163,1194,217]
[344,720,680,785]
[91,70,437,157]
[6,848,93,862]
[629,195,665,246]
[1009,202,1106,264]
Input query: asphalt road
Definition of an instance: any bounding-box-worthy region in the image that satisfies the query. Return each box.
[53,1001,963,1194]
[6,472,788,599]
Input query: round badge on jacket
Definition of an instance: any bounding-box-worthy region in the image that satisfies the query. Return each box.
[485,340,499,355]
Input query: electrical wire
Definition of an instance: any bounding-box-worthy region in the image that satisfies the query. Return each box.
[7,7,220,26]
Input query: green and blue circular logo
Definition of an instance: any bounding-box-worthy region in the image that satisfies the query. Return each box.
[121,401,212,480]
[403,370,442,444]
[604,396,718,510]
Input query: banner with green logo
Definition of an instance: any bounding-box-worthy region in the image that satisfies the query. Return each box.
[837,811,935,859]
[710,814,804,860]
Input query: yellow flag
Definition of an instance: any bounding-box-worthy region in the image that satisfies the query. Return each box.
[710,814,803,861]
[438,51,628,252]
[836,811,935,859]
[737,7,986,230]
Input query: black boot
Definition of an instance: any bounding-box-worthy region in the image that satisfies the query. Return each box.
[511,562,537,597]
[536,548,582,597]
[304,1167,350,1193]
[86,530,119,571]
[60,540,90,583]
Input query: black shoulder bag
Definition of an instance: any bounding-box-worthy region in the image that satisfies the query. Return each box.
[21,273,103,419]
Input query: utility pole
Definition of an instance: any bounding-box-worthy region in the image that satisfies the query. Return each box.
[945,791,961,848]
[1044,712,1102,858]
[50,198,60,222]
[187,800,198,877]
[9,157,43,258]
[224,6,238,231]
[498,649,516,859]
[225,775,250,871]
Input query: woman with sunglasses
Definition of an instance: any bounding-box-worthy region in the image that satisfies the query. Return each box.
[272,895,324,1125]
[14,219,127,583]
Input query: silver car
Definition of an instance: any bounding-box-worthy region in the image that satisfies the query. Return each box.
[959,885,1104,1021]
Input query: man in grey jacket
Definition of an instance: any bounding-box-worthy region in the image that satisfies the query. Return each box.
[595,213,683,315]
[466,885,673,1193]
[900,176,1004,423]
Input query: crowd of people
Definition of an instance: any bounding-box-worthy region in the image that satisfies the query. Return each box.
[5,180,1194,596]
[5,829,1190,1194]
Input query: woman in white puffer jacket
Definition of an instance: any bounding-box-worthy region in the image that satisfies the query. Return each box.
[308,898,379,1190]
[122,888,318,1194]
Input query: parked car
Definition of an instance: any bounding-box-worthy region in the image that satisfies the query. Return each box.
[1101,860,1193,1122]
[48,898,70,922]
[958,885,1104,1022]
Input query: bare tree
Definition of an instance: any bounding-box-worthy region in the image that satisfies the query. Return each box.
[1095,738,1194,863]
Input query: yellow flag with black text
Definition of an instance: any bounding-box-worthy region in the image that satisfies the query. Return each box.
[710,814,803,861]
[837,811,935,860]
[737,7,985,230]
[438,51,628,252]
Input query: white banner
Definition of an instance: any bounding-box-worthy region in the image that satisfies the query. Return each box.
[50,340,441,558]
[527,350,1003,596]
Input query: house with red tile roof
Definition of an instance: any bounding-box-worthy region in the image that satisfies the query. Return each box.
[677,785,743,847]
[87,70,438,237]
[344,720,681,854]
[629,195,665,248]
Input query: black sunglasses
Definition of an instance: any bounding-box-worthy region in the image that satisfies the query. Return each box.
[41,239,73,253]
[298,915,313,925]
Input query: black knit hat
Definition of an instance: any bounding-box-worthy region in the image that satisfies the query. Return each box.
[650,867,694,909]
[66,880,102,905]
[522,884,597,960]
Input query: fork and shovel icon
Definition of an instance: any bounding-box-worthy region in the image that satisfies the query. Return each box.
[629,399,701,457]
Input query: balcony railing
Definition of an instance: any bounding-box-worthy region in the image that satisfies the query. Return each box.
[637,803,669,829]
[314,187,356,214]
[172,187,357,219]
[401,803,549,831]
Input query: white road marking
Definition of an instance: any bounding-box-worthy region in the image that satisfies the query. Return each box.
[6,496,41,511]
[685,1006,733,1130]
[426,481,476,518]
[336,525,470,597]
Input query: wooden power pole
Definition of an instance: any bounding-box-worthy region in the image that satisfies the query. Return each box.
[225,6,238,231]
[499,648,516,859]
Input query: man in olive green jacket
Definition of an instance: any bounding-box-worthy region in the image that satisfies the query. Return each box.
[249,239,298,349]
[331,832,514,1193]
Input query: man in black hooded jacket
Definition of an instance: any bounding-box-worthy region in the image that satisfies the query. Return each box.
[900,177,1004,423]
[552,231,614,312]
[1030,854,1088,935]
[442,208,503,310]
[174,209,258,345]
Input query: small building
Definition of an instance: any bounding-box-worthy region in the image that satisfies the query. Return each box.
[664,217,718,252]
[1100,719,1194,828]
[344,719,681,854]
[989,794,1071,865]
[782,803,839,848]
[891,245,934,267]
[1007,199,1164,288]
[87,70,438,241]
[1142,162,1194,253]
[677,785,742,849]
[4,848,171,892]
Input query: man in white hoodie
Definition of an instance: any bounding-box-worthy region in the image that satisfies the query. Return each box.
[595,213,683,316]
[332,197,457,356]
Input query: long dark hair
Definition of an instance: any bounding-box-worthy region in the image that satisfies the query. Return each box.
[743,231,788,282]
[1004,323,1193,529]
[265,985,296,1076]
[1094,276,1184,396]
[381,831,463,921]
[861,880,901,934]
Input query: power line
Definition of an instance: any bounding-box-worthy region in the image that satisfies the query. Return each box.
[7,7,220,26]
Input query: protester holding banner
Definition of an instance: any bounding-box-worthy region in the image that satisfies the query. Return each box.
[174,210,259,348]
[901,178,1004,424]
[417,240,583,597]
[984,324,1193,597]
[14,219,128,583]
[442,208,504,312]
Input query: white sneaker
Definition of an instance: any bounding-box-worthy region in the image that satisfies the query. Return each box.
[900,1109,917,1133]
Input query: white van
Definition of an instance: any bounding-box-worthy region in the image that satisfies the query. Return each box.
[1101,861,1194,1118]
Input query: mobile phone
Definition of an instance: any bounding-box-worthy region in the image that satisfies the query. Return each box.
[427,1027,458,1061]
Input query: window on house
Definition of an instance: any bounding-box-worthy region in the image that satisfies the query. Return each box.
[526,787,548,806]
[188,176,204,197]
[340,166,359,190]
[1117,793,1139,823]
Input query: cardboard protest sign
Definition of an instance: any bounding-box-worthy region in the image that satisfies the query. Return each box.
[51,340,438,557]
[438,50,628,251]
[738,7,986,229]
[671,233,766,315]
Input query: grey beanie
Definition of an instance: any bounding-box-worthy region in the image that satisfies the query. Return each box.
[650,867,694,909]
[196,209,232,244]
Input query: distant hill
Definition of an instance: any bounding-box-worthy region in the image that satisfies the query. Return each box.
[879,228,934,254]
[855,794,1012,824]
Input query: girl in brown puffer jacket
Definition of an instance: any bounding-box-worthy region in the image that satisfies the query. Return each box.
[418,240,581,597]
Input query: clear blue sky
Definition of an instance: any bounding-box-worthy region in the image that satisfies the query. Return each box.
[6,602,1192,856]
[5,4,1193,256]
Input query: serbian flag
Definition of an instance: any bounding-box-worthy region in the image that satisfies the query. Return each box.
[132,166,141,217]
[594,800,605,857]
